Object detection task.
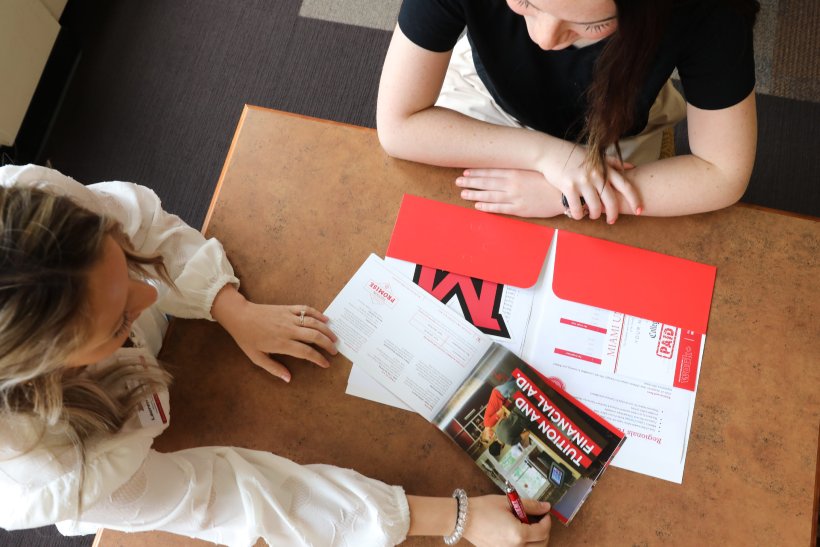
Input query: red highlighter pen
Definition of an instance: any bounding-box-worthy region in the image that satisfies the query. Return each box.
[504,481,530,524]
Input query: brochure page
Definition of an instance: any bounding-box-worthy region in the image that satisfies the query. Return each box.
[325,254,493,421]
[345,257,536,408]
[384,257,536,354]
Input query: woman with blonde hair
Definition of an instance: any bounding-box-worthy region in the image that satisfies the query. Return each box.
[0,164,551,546]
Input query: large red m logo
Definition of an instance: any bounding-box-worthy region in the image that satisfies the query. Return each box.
[413,265,510,338]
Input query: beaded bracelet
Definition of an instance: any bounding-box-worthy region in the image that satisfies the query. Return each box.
[443,488,469,545]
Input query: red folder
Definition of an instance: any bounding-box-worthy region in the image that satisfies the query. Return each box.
[386,194,553,288]
[386,194,716,334]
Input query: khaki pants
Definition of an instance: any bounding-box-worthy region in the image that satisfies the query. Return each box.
[435,35,686,165]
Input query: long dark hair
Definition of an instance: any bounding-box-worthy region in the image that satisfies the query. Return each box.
[583,0,760,174]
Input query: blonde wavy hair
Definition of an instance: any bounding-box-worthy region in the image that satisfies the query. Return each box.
[0,184,173,447]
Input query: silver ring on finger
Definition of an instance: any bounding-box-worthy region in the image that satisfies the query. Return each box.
[299,307,306,326]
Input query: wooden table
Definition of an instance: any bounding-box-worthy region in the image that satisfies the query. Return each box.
[95,106,819,546]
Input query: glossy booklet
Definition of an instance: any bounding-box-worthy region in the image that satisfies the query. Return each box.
[431,342,625,524]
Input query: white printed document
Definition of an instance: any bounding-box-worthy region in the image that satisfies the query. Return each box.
[325,254,492,420]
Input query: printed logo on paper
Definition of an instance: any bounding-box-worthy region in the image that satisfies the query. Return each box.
[367,280,397,307]
[655,324,677,359]
[412,265,510,338]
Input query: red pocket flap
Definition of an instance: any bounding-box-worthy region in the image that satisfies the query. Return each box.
[552,231,716,333]
[386,194,553,288]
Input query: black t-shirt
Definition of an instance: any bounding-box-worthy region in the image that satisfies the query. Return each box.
[398,0,756,141]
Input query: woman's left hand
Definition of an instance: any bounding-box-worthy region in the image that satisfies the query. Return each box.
[456,168,566,218]
[210,285,338,382]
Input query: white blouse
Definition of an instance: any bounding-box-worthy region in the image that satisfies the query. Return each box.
[0,165,410,546]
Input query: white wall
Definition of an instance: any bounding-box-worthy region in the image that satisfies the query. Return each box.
[40,0,68,20]
[0,0,64,147]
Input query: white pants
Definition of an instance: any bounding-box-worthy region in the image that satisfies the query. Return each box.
[435,35,687,165]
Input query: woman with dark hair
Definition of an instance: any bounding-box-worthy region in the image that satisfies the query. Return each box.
[0,164,552,546]
[377,0,759,223]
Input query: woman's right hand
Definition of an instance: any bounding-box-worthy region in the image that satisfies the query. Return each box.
[462,495,552,547]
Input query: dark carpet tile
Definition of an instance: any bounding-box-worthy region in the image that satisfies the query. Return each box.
[675,93,820,217]
[0,526,92,547]
[771,0,820,101]
[45,0,389,229]
[744,93,820,215]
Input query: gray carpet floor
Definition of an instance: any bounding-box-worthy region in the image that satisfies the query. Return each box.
[2,0,818,545]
